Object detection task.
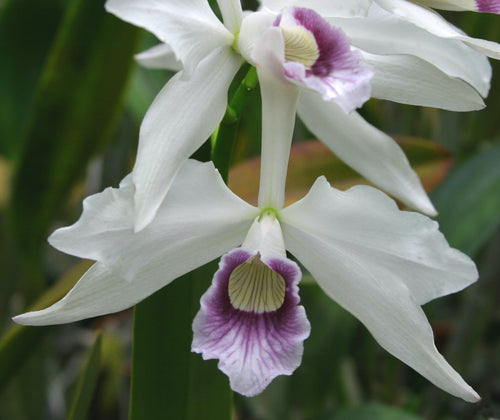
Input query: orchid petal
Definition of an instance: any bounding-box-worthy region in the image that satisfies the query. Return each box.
[105,0,233,76]
[216,0,243,33]
[135,43,182,71]
[132,47,241,231]
[262,0,372,17]
[280,178,479,402]
[374,0,500,58]
[297,89,437,215]
[416,0,500,13]
[49,160,259,285]
[328,5,492,97]
[364,52,485,111]
[14,263,164,325]
[192,248,310,396]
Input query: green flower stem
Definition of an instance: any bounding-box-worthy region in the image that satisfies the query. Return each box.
[129,67,260,420]
[211,65,259,182]
[130,263,232,420]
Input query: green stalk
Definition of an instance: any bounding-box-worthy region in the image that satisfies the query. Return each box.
[212,65,259,182]
[129,66,258,419]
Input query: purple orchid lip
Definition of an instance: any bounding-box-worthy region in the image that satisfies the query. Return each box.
[476,0,500,13]
[192,248,310,397]
[274,7,373,112]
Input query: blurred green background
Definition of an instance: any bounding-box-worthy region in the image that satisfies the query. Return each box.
[0,0,499,419]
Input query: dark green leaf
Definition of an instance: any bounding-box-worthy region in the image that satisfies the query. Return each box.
[9,0,141,263]
[431,144,500,257]
[67,333,103,420]
[0,0,65,158]
[334,403,424,420]
[0,261,91,394]
[129,261,232,420]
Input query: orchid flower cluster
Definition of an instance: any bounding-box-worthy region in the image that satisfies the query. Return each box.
[15,0,500,402]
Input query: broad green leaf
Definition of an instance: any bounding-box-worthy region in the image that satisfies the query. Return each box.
[9,0,140,262]
[431,144,500,257]
[334,403,424,420]
[67,333,102,420]
[0,0,65,158]
[130,261,232,420]
[229,138,451,206]
[0,261,91,394]
[461,13,500,145]
[248,283,360,420]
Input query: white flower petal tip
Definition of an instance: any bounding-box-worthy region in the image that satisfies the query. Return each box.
[134,43,182,72]
[192,248,310,396]
[104,0,234,77]
[296,90,438,215]
[278,7,373,113]
[412,194,438,217]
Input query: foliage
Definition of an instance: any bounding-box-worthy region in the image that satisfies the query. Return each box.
[0,0,498,419]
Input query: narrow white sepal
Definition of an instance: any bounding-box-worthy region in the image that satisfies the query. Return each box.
[216,0,243,33]
[374,0,500,59]
[364,51,485,111]
[262,0,372,17]
[132,47,241,231]
[328,7,492,98]
[297,89,437,215]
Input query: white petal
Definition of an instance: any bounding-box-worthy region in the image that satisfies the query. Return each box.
[328,5,492,97]
[374,0,500,59]
[14,263,162,325]
[262,0,372,17]
[255,52,299,209]
[364,52,485,110]
[297,89,437,215]
[132,47,241,231]
[417,0,500,13]
[135,43,182,71]
[280,178,480,402]
[105,0,233,76]
[415,0,480,11]
[216,0,243,33]
[49,160,259,284]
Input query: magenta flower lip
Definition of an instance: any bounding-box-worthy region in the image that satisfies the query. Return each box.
[192,248,310,397]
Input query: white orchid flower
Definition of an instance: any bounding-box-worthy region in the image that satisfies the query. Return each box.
[13,158,480,400]
[106,0,499,231]
[15,100,479,401]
